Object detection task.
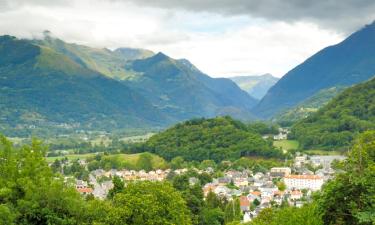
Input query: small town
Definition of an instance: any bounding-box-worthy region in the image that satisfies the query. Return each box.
[69,153,346,223]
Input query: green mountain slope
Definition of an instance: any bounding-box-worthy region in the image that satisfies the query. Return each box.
[254,22,375,118]
[124,53,258,121]
[33,32,153,80]
[34,34,257,121]
[0,35,166,136]
[230,74,279,100]
[142,117,282,162]
[290,77,375,150]
[276,86,345,125]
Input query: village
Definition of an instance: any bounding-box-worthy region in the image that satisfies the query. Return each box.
[70,152,345,223]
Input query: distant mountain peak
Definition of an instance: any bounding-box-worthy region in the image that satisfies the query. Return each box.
[153,52,169,60]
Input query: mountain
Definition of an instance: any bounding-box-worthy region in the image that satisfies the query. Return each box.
[32,32,153,80]
[253,22,375,118]
[0,34,258,136]
[123,53,258,121]
[230,74,279,99]
[142,117,282,162]
[290,77,375,150]
[275,86,345,125]
[0,35,166,136]
[35,33,258,121]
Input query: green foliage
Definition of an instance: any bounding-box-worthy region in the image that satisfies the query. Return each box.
[317,131,375,225]
[143,117,282,162]
[248,203,322,225]
[0,135,89,224]
[86,152,168,171]
[291,77,375,150]
[106,181,192,225]
[276,86,345,125]
[224,198,242,224]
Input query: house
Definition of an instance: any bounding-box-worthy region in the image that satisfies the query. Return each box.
[234,177,248,188]
[77,187,93,195]
[284,175,323,191]
[290,190,303,200]
[294,155,307,168]
[247,191,261,203]
[309,155,346,168]
[76,180,88,189]
[270,167,291,178]
[240,196,250,212]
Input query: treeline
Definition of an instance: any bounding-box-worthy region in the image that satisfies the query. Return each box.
[291,77,375,150]
[130,117,282,162]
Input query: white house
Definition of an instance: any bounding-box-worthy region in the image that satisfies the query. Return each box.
[284,175,323,191]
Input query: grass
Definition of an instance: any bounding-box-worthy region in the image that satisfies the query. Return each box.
[305,149,344,155]
[46,153,97,162]
[46,152,168,169]
[273,140,299,151]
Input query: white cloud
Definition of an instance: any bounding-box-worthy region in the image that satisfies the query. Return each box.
[0,0,344,77]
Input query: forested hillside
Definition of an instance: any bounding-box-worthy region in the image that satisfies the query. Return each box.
[291,77,375,150]
[142,117,282,162]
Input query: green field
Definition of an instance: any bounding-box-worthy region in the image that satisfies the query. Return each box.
[305,149,345,156]
[273,140,299,151]
[46,152,168,169]
[46,153,97,162]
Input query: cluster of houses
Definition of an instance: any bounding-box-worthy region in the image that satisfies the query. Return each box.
[72,153,345,222]
[201,154,345,222]
[75,168,191,199]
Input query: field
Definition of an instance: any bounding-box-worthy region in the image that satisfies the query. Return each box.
[46,152,168,169]
[46,153,97,162]
[273,140,299,152]
[305,149,345,155]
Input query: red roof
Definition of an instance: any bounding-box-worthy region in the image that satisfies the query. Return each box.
[240,196,250,206]
[77,187,93,193]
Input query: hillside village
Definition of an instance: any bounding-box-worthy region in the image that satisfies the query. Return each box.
[68,153,345,223]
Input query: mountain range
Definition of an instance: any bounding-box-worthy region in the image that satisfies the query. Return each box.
[254,22,375,118]
[230,74,279,100]
[0,33,257,136]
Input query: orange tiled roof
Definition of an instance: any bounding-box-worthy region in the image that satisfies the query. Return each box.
[250,191,261,196]
[77,187,93,193]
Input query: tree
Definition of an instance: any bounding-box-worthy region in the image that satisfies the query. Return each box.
[107,176,124,199]
[136,152,153,171]
[276,181,286,191]
[170,156,185,169]
[224,198,242,224]
[317,131,375,225]
[0,136,89,224]
[106,181,192,225]
[200,207,224,225]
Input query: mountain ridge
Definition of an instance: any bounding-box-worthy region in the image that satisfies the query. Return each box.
[253,22,375,118]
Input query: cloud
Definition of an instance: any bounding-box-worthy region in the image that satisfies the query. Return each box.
[118,0,375,33]
[0,0,354,77]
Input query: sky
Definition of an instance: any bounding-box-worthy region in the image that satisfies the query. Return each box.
[0,0,375,77]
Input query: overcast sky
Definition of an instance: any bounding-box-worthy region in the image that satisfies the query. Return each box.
[1,0,374,77]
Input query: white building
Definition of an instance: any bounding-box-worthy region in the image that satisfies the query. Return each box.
[284,175,323,191]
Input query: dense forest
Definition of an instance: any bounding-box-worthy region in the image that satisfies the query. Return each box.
[291,77,375,150]
[137,117,282,162]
